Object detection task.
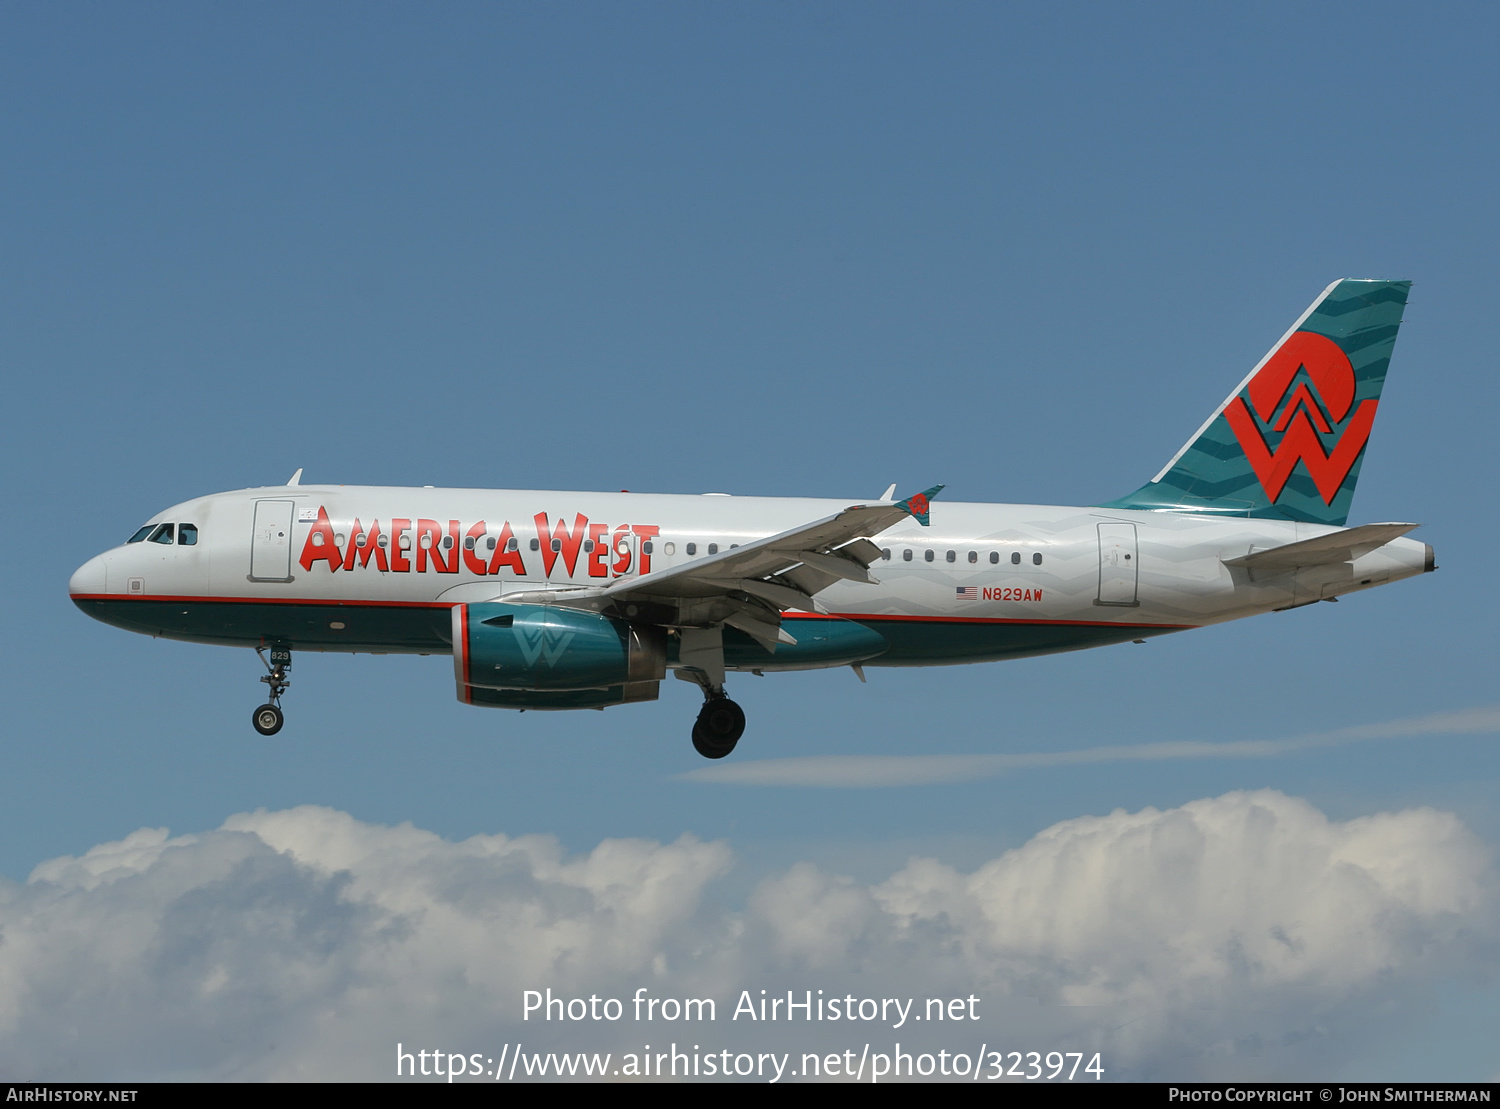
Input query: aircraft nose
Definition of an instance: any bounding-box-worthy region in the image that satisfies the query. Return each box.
[70,553,108,596]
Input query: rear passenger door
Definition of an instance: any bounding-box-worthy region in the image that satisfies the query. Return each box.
[1095,522,1139,606]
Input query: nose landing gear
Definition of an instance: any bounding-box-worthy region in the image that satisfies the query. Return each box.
[252,646,291,736]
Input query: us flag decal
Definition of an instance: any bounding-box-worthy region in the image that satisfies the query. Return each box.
[955,586,978,600]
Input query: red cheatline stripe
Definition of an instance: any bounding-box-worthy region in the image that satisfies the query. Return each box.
[784,610,1197,630]
[70,593,451,609]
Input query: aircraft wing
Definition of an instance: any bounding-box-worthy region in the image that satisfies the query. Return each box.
[1222,522,1419,573]
[607,484,941,602]
[505,485,942,650]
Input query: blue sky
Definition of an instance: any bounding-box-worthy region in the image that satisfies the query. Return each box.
[3,2,1497,1082]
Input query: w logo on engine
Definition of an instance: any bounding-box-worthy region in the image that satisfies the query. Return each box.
[516,625,576,668]
[1223,331,1379,506]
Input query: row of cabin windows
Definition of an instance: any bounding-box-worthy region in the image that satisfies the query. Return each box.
[127,523,198,546]
[344,533,662,555]
[460,536,708,556]
[337,531,1025,566]
[882,547,1042,566]
[524,538,660,555]
[129,520,1036,569]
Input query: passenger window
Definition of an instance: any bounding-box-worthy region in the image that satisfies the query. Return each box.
[881,548,891,560]
[903,549,912,561]
[708,543,719,555]
[508,537,518,552]
[551,538,562,553]
[989,551,999,564]
[530,538,540,551]
[464,536,476,551]
[177,524,198,546]
[442,536,453,549]
[968,550,977,563]
[664,541,676,555]
[377,535,389,548]
[643,541,654,554]
[127,525,153,544]
[148,524,174,545]
[485,537,496,550]
[1011,552,1021,565]
[583,540,594,553]
[946,550,956,563]
[924,549,934,562]
[1033,552,1043,566]
[686,542,697,555]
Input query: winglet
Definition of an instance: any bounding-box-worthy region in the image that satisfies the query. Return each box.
[287,468,303,487]
[896,484,943,526]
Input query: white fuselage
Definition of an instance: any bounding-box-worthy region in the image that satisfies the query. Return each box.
[69,485,1432,668]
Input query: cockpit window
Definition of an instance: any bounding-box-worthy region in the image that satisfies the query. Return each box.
[178,524,198,546]
[147,524,175,545]
[127,526,153,544]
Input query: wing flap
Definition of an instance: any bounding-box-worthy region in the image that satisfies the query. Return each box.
[790,549,879,585]
[738,577,824,614]
[724,608,797,650]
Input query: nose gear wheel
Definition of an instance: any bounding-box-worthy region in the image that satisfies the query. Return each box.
[253,703,284,735]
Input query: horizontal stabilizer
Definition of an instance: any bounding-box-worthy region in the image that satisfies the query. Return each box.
[1223,522,1419,572]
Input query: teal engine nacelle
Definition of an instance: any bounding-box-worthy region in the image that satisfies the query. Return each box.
[453,601,666,710]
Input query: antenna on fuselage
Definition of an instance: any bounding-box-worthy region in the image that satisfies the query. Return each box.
[286,468,303,486]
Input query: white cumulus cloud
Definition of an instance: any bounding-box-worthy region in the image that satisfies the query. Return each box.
[0,790,1491,1081]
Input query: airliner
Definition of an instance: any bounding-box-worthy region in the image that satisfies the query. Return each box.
[70,280,1433,758]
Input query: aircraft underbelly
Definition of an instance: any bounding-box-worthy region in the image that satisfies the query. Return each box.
[73,594,1187,667]
[858,616,1181,665]
[72,597,453,653]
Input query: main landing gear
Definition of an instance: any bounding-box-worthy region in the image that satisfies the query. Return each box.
[252,646,291,736]
[691,694,746,760]
[676,629,746,759]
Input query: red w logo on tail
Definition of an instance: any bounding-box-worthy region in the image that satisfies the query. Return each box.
[1224,331,1378,505]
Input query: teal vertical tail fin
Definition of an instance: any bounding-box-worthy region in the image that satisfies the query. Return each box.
[1101,279,1411,526]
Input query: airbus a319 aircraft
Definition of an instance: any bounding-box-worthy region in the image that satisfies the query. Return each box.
[71,280,1432,758]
